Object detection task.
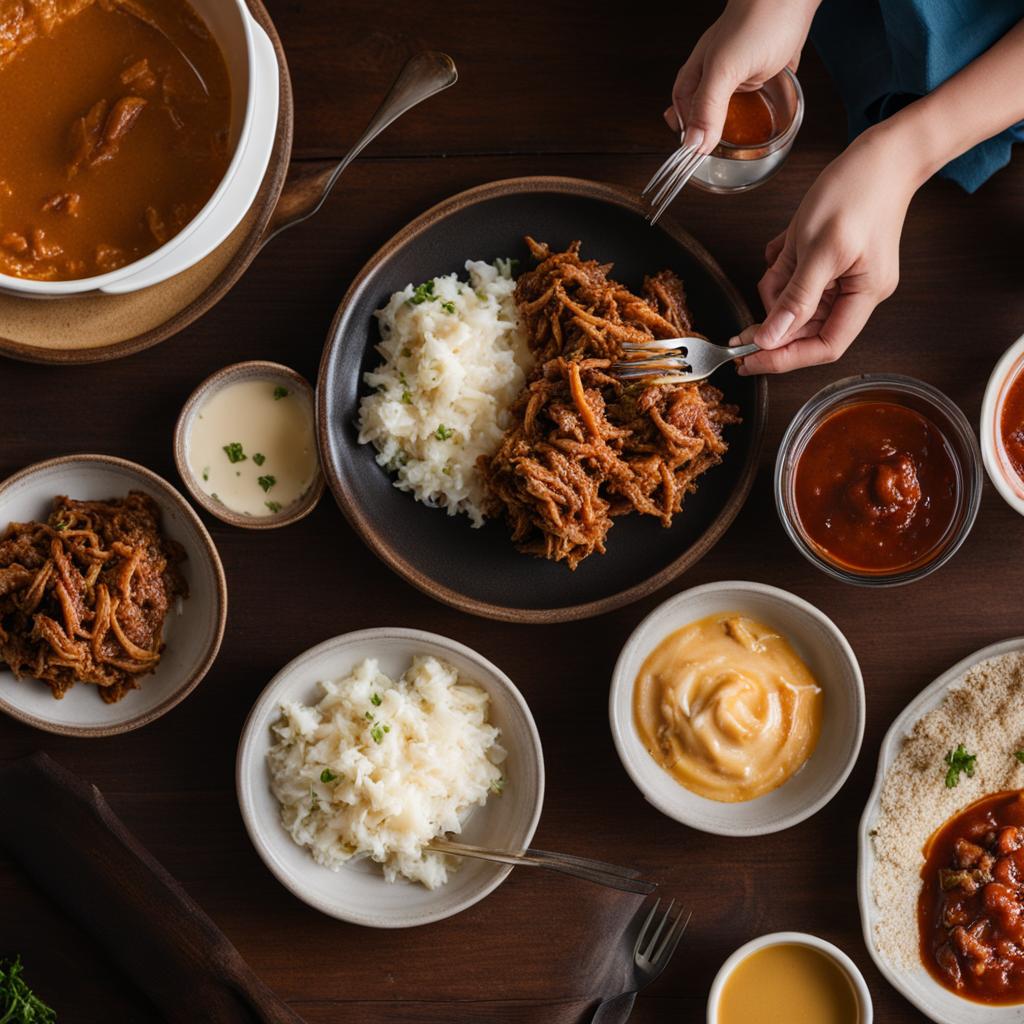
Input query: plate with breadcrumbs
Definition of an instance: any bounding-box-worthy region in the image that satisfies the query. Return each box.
[317,176,767,624]
[859,637,1024,1023]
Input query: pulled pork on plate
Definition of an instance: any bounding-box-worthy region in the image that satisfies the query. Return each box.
[0,493,187,702]
[479,238,741,569]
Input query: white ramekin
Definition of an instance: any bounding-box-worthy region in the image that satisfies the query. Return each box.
[980,332,1024,515]
[706,932,873,1024]
[0,0,279,298]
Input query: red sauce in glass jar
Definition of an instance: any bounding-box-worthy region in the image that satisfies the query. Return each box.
[722,90,777,146]
[793,401,959,573]
[1000,369,1024,483]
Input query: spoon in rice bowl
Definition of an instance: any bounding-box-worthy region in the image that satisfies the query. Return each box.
[426,836,655,895]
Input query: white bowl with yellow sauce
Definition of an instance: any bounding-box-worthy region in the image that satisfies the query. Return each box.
[175,361,324,528]
[609,581,864,836]
[707,932,872,1024]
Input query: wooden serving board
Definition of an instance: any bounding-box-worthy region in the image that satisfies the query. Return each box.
[0,0,293,365]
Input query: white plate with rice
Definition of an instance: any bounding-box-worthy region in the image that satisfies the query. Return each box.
[236,627,544,928]
[858,638,1024,1023]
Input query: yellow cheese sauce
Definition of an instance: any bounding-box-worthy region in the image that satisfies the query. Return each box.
[717,944,860,1024]
[632,613,822,802]
[188,379,317,517]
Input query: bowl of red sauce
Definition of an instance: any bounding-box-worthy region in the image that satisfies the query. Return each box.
[692,67,804,194]
[980,333,1024,515]
[775,376,982,586]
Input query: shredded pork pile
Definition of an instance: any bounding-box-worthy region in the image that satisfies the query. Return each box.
[0,493,187,702]
[479,238,740,569]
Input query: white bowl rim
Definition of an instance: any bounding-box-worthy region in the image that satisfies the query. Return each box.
[705,930,874,1024]
[609,580,865,836]
[856,635,1024,1023]
[235,626,546,928]
[980,332,1024,515]
[0,452,227,736]
[0,0,261,297]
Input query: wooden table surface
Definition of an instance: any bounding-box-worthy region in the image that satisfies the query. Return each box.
[2,2,1023,1021]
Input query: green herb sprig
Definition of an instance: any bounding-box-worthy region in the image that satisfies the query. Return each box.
[258,475,276,493]
[0,955,56,1024]
[273,386,289,400]
[944,744,977,788]
[223,442,246,464]
[408,280,435,305]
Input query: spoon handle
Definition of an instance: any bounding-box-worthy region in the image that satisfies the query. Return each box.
[261,51,458,246]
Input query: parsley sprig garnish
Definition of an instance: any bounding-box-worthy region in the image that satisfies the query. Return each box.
[944,744,977,788]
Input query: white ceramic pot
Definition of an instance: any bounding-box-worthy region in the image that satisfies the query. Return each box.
[0,0,280,298]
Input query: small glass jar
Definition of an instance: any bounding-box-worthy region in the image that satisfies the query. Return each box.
[775,375,982,587]
[691,68,804,194]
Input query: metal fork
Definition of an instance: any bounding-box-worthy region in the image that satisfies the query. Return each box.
[642,139,709,225]
[590,898,692,1024]
[611,336,759,384]
[425,836,657,896]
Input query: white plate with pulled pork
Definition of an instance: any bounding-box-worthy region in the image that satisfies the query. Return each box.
[0,454,226,735]
[318,176,766,623]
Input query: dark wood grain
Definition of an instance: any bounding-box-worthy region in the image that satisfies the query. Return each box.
[1,2,1022,1022]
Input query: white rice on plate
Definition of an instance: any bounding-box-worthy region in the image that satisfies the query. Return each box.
[356,259,531,527]
[267,654,506,889]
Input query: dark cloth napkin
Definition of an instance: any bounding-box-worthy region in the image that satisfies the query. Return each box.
[0,752,305,1024]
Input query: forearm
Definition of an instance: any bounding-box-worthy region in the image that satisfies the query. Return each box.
[872,17,1024,187]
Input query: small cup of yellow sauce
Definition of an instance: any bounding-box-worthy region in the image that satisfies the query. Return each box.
[175,361,324,529]
[609,581,865,836]
[707,933,872,1024]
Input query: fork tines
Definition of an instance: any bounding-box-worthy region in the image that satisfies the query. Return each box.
[636,898,693,967]
[642,142,707,225]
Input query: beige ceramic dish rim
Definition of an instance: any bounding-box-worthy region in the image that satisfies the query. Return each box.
[0,453,227,737]
[980,332,1024,515]
[174,360,325,529]
[706,931,874,1023]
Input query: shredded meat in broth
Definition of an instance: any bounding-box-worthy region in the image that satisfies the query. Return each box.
[479,239,740,569]
[0,493,187,702]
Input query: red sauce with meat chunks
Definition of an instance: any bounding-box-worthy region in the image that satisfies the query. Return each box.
[919,791,1024,1004]
[793,401,959,574]
[721,90,776,146]
[1000,369,1024,483]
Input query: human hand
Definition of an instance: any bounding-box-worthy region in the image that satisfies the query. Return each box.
[734,123,917,375]
[666,0,818,152]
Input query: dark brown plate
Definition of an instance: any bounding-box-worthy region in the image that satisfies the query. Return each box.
[317,177,767,623]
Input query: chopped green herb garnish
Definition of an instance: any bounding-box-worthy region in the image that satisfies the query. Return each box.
[0,956,55,1024]
[475,289,487,301]
[273,386,289,400]
[223,442,246,463]
[308,785,320,813]
[265,501,282,513]
[1015,751,1024,765]
[944,744,977,788]
[364,710,374,721]
[370,723,386,744]
[440,300,456,314]
[370,693,382,707]
[401,390,412,404]
[434,424,454,441]
[252,453,266,466]
[442,465,452,476]
[408,280,435,305]
[490,776,505,795]
[320,768,338,783]
[202,466,209,481]
[258,475,276,493]
[53,519,69,532]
